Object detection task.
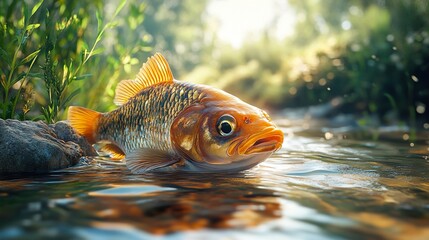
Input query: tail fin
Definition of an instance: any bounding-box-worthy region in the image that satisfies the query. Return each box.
[68,106,101,144]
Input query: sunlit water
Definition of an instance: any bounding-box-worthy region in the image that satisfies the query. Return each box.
[1,117,428,240]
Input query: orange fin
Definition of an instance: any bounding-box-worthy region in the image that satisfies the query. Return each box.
[125,148,178,173]
[114,53,174,106]
[113,79,143,106]
[67,106,101,144]
[99,143,126,160]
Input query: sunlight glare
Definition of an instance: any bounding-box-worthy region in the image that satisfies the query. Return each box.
[207,0,296,48]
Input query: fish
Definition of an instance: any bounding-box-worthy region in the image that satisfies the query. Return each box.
[68,53,284,173]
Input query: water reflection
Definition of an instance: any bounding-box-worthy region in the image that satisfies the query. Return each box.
[69,172,282,235]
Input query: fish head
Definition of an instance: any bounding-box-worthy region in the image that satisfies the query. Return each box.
[171,89,284,172]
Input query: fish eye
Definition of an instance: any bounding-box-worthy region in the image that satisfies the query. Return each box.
[217,114,236,137]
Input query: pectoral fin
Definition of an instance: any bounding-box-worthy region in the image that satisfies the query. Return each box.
[125,148,179,173]
[99,143,126,160]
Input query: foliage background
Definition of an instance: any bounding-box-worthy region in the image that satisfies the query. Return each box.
[1,0,428,128]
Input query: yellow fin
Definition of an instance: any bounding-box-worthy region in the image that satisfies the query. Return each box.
[113,79,142,106]
[99,143,126,160]
[114,53,174,106]
[68,106,101,144]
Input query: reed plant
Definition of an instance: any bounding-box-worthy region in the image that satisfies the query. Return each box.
[0,0,43,120]
[0,0,126,123]
[40,0,126,123]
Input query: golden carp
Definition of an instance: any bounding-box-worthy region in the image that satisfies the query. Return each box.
[68,53,284,173]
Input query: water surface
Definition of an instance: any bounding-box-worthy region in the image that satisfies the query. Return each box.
[1,117,428,240]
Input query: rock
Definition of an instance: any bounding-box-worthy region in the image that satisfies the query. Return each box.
[0,119,96,173]
[50,121,97,156]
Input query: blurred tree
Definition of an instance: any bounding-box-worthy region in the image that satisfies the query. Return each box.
[185,0,429,126]
[287,0,429,124]
[141,0,208,77]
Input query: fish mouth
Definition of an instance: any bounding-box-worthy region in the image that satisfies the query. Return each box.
[231,127,284,156]
[244,135,283,154]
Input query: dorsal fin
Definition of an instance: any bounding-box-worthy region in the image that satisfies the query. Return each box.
[114,53,174,106]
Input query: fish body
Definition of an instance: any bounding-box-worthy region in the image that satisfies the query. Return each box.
[99,81,200,156]
[68,53,284,173]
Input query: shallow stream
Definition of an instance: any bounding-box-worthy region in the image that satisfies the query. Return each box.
[1,117,428,240]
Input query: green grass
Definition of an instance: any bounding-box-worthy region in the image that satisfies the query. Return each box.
[0,0,127,122]
[0,0,43,120]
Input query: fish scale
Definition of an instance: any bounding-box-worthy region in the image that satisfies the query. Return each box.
[97,81,203,154]
[68,53,283,173]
